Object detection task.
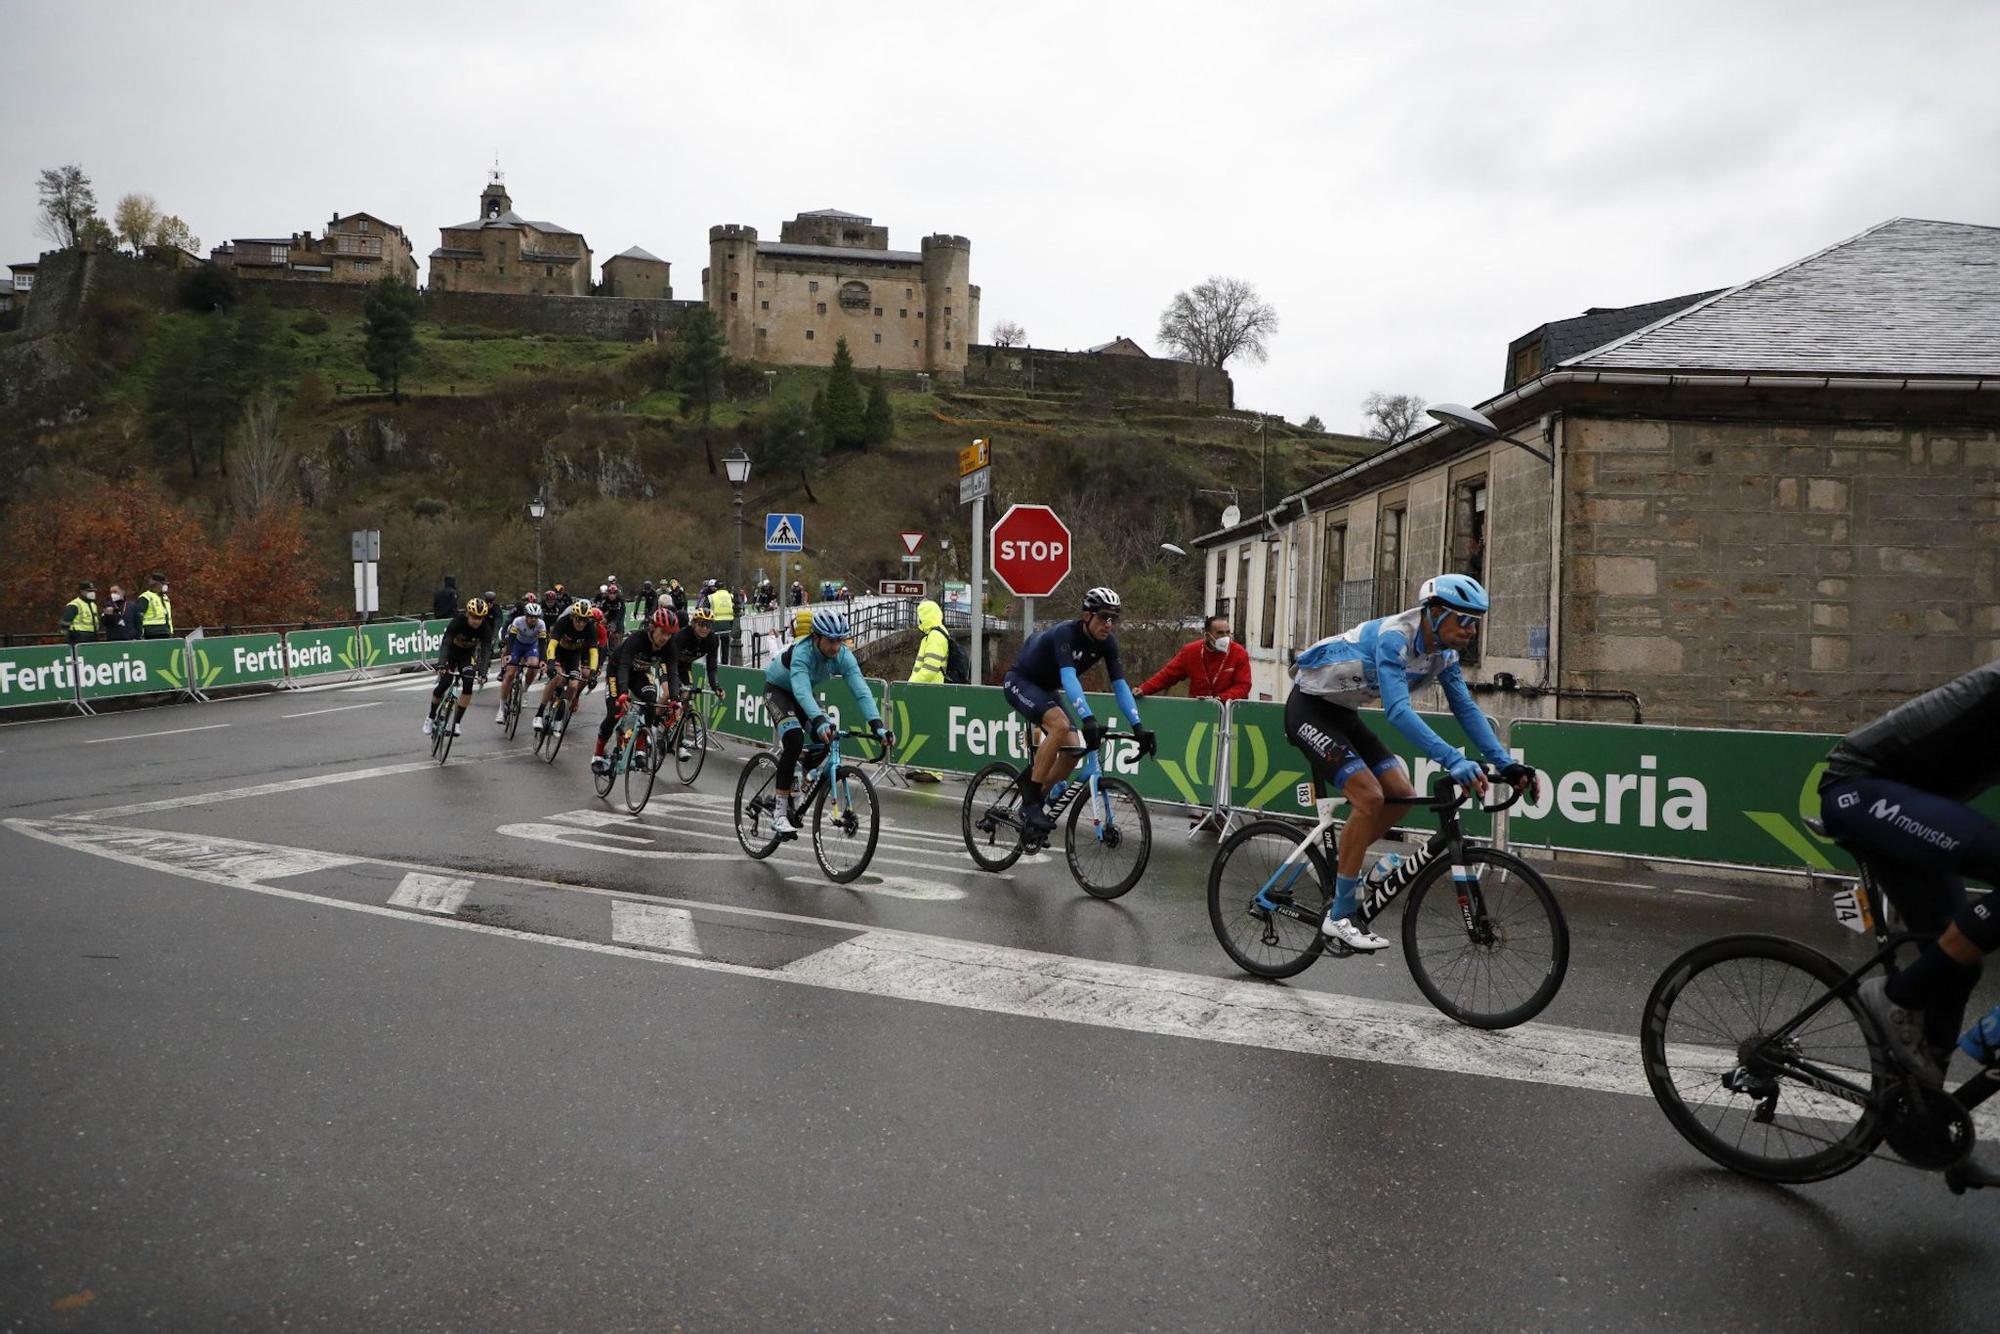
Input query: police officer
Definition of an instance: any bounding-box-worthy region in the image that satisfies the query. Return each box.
[706,580,737,666]
[61,581,101,645]
[138,572,174,639]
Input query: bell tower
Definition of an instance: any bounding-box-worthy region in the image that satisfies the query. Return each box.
[480,159,512,222]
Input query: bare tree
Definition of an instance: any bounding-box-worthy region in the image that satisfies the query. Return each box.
[1156,276,1278,368]
[232,391,295,513]
[113,193,160,253]
[990,319,1026,348]
[1362,391,1428,444]
[36,164,99,249]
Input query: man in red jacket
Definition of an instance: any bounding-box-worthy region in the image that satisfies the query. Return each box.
[1136,615,1253,702]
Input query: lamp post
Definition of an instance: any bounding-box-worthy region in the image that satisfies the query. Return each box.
[724,446,752,664]
[528,493,547,594]
[1426,402,1553,466]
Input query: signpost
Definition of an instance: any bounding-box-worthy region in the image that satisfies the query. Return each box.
[766,513,804,619]
[878,580,925,596]
[990,504,1070,651]
[350,529,381,618]
[960,439,993,684]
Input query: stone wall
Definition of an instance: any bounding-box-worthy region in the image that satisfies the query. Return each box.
[1560,415,2000,730]
[240,277,697,341]
[964,343,1232,407]
[21,248,179,339]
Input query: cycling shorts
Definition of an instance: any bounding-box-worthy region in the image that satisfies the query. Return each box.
[763,684,819,735]
[1002,672,1064,726]
[1285,688,1404,794]
[438,642,477,671]
[505,638,542,666]
[552,645,587,675]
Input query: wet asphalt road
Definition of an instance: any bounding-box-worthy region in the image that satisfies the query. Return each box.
[2,675,1996,1331]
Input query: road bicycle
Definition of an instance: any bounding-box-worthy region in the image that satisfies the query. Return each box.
[426,667,470,766]
[594,688,668,815]
[1207,772,1565,1029]
[961,731,1153,899]
[1642,820,1998,1191]
[735,727,888,884]
[534,666,589,765]
[498,659,535,740]
[663,688,716,786]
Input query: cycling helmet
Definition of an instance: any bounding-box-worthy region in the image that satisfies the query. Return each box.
[523,602,542,618]
[465,596,491,618]
[589,606,605,622]
[793,608,816,638]
[1418,574,1489,615]
[570,600,591,621]
[690,606,714,624]
[650,606,680,633]
[1082,586,1122,615]
[811,608,851,639]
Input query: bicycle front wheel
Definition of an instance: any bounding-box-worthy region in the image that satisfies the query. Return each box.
[961,761,1028,872]
[433,696,456,765]
[813,764,881,883]
[624,725,659,814]
[1065,776,1151,900]
[734,753,784,859]
[543,696,569,764]
[1207,819,1331,979]
[504,679,523,739]
[674,711,708,786]
[1400,846,1569,1029]
[1642,934,1888,1183]
[593,721,619,799]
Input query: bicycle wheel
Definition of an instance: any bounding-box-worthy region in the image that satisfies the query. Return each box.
[1207,819,1332,979]
[961,761,1028,872]
[813,764,881,883]
[1399,846,1569,1029]
[624,724,658,814]
[674,711,708,786]
[543,695,569,764]
[1641,934,1889,1183]
[504,676,523,739]
[734,752,784,859]
[433,693,456,765]
[593,719,620,799]
[1065,776,1152,900]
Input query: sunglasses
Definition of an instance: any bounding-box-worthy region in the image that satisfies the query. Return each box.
[1093,611,1121,624]
[1449,612,1483,630]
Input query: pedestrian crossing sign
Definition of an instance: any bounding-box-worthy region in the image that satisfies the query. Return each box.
[765,513,805,552]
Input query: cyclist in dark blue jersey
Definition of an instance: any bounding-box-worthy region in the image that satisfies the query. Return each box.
[1002,586,1156,833]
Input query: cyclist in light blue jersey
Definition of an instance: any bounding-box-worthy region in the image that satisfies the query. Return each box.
[1286,574,1535,950]
[761,608,892,835]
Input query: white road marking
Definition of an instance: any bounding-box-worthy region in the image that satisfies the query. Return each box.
[497,820,742,861]
[783,875,967,902]
[387,871,475,915]
[283,702,383,719]
[1671,887,1752,902]
[75,754,523,820]
[84,722,231,745]
[611,901,701,954]
[25,822,359,881]
[537,808,991,881]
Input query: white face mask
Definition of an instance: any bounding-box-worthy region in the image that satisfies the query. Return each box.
[1208,633,1231,650]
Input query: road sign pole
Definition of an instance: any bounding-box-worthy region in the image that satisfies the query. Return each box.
[970,495,985,686]
[1023,596,1034,644]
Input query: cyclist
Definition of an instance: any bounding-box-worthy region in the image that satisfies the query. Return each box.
[592,606,680,775]
[762,607,891,837]
[472,589,502,682]
[662,607,722,757]
[1001,587,1156,836]
[534,600,601,736]
[493,600,547,725]
[1820,659,2000,1089]
[1286,573,1536,951]
[425,596,491,737]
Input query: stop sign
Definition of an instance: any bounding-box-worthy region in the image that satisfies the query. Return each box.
[989,504,1072,598]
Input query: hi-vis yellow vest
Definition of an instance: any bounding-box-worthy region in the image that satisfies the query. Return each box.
[63,596,99,635]
[140,589,173,631]
[708,590,736,620]
[910,627,950,684]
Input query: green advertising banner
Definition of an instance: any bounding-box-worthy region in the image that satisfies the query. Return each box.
[887,682,1222,807]
[1226,701,1493,837]
[705,664,887,745]
[355,619,446,672]
[0,644,79,710]
[176,633,287,690]
[284,626,357,680]
[73,639,190,700]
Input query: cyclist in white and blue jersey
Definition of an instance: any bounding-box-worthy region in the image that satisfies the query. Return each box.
[762,607,891,836]
[1287,573,1535,951]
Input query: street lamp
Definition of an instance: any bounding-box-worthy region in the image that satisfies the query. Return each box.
[723,447,752,663]
[1161,543,1189,557]
[528,493,547,593]
[1427,402,1553,466]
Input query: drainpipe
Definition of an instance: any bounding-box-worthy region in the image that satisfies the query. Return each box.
[1471,672,1643,724]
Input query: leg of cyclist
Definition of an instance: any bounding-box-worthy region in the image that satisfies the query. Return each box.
[534,664,563,733]
[425,664,451,734]
[764,686,808,835]
[495,656,515,724]
[1284,689,1400,951]
[591,683,624,774]
[451,663,474,733]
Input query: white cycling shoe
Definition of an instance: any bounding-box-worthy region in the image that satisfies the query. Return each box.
[422,719,434,736]
[1321,914,1391,952]
[771,809,800,838]
[532,716,546,733]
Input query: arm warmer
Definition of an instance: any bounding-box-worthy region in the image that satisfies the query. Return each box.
[789,649,824,725]
[1059,666,1091,717]
[1113,678,1141,727]
[840,656,882,725]
[1439,660,1510,765]
[1375,632,1465,770]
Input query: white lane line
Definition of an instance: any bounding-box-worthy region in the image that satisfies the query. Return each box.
[536,809,988,881]
[282,702,383,719]
[10,812,1871,1116]
[74,754,525,820]
[783,875,966,902]
[23,822,360,881]
[388,871,475,914]
[1672,887,1752,902]
[611,901,701,954]
[84,722,231,745]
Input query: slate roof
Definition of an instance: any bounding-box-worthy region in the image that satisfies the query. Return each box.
[1543,291,1722,365]
[442,210,582,236]
[800,209,871,221]
[1568,217,2000,377]
[607,246,664,263]
[757,241,921,265]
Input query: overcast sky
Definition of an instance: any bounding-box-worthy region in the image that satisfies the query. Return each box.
[8,1,1999,433]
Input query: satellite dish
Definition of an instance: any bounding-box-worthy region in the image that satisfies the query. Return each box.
[1219,504,1242,529]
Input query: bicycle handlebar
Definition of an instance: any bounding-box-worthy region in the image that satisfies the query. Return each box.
[1414,768,1532,814]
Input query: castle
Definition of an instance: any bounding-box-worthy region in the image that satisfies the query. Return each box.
[703,210,977,377]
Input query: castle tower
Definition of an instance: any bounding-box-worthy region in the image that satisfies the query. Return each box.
[920,234,972,379]
[706,224,760,358]
[480,164,513,222]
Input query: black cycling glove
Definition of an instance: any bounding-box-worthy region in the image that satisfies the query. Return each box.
[1080,718,1105,752]
[1499,762,1540,797]
[1133,726,1158,759]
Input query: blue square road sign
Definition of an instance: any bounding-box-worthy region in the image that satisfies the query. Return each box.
[765,513,805,552]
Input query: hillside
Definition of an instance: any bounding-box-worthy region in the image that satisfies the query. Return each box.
[0,291,1378,633]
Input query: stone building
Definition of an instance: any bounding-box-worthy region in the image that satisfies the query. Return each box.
[601,246,670,299]
[210,212,417,285]
[5,260,33,313]
[428,171,591,296]
[1193,217,2000,733]
[1087,336,1149,357]
[702,209,977,377]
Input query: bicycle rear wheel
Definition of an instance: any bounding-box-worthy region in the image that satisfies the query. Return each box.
[504,676,523,739]
[1065,776,1151,900]
[1207,819,1332,979]
[593,719,620,799]
[734,753,784,859]
[433,692,455,765]
[1399,846,1568,1029]
[674,711,708,785]
[543,695,569,764]
[813,764,881,883]
[624,725,658,814]
[961,761,1028,872]
[1641,934,1888,1183]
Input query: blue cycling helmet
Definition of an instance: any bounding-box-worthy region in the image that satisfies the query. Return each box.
[810,608,851,639]
[1418,574,1488,615]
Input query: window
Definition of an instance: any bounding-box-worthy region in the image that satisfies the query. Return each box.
[913,339,920,348]
[899,309,907,318]
[545,265,553,276]
[944,340,951,350]
[1260,540,1281,650]
[1213,550,1230,624]
[809,280,819,292]
[1318,523,1348,638]
[268,245,286,264]
[1511,343,1543,385]
[760,299,769,310]
[945,306,952,317]
[905,287,912,298]
[756,278,765,288]
[874,306,882,316]
[358,219,369,232]
[817,301,827,315]
[1450,476,1488,581]
[806,330,815,341]
[873,332,882,344]
[1234,545,1252,642]
[917,311,924,319]
[1376,505,1406,617]
[729,291,738,303]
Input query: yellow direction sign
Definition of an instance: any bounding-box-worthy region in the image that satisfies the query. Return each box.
[959,438,990,477]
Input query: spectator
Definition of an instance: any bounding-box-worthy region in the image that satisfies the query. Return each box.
[60,580,101,645]
[902,599,964,782]
[667,579,688,616]
[1135,614,1252,702]
[103,585,137,641]
[431,575,459,620]
[138,572,175,639]
[708,581,737,666]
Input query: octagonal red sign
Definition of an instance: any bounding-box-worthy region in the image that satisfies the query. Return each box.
[989,504,1072,598]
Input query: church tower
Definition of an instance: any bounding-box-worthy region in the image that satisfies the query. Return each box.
[480,162,512,222]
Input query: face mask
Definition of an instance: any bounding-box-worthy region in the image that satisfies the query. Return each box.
[109,594,123,603]
[84,592,96,601]
[1208,633,1230,650]
[159,584,169,593]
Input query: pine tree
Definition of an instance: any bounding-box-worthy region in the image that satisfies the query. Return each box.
[863,373,895,448]
[822,337,866,451]
[670,305,729,473]
[361,276,422,402]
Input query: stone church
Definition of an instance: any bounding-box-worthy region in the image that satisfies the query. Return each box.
[428,171,592,296]
[703,209,977,378]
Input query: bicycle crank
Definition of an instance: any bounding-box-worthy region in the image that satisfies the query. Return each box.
[1882,1085,1975,1170]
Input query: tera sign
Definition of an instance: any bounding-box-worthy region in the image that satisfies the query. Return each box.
[989,504,1072,599]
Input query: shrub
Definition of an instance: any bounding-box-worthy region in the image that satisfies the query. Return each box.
[291,312,330,335]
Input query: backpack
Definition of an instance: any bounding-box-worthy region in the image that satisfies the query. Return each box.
[944,635,971,685]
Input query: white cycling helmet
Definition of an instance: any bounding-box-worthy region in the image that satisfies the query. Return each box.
[523,601,542,618]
